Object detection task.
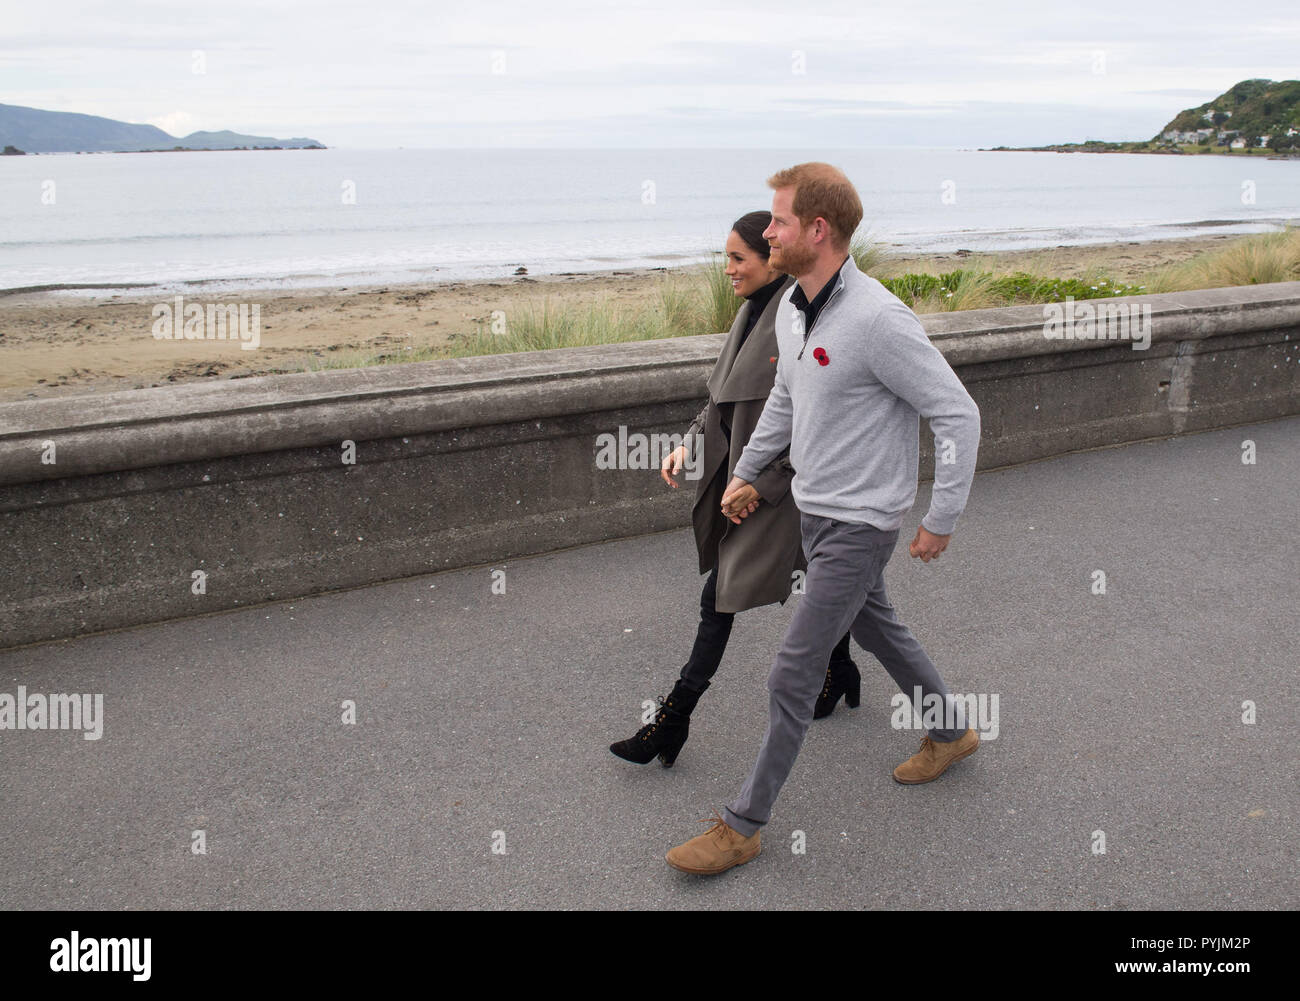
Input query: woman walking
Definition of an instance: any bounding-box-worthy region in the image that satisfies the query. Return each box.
[609,211,860,768]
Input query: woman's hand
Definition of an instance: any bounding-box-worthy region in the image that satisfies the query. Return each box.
[660,444,690,488]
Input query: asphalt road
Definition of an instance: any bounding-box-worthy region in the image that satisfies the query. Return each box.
[1,417,1296,909]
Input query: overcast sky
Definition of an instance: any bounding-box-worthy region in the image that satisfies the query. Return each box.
[5,0,1299,148]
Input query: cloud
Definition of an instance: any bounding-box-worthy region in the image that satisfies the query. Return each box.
[6,0,1300,147]
[145,111,200,136]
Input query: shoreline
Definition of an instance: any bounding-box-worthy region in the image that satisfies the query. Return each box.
[0,230,1285,403]
[986,145,1300,158]
[6,217,1296,303]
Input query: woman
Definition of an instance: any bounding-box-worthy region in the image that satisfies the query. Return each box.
[609,211,861,768]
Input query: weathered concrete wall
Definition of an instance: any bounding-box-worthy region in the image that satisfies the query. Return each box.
[2,282,1297,649]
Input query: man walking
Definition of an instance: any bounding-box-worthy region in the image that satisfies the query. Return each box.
[666,162,982,876]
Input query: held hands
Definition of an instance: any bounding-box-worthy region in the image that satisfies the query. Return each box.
[909,526,951,563]
[660,449,759,524]
[720,476,760,524]
[712,471,953,550]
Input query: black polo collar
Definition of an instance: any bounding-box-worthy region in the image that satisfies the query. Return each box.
[790,254,851,334]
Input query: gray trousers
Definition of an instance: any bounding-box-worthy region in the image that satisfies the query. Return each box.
[724,512,968,837]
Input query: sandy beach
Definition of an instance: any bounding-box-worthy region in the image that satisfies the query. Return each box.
[0,232,1263,403]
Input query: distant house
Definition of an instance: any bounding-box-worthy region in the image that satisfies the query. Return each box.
[1230,138,1247,149]
[1259,134,1272,145]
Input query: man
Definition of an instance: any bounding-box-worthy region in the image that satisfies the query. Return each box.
[665,162,982,876]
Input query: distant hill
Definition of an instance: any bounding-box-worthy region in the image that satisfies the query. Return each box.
[1154,79,1300,146]
[989,78,1300,156]
[0,103,325,153]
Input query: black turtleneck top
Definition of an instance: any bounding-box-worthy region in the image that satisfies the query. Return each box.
[738,274,788,348]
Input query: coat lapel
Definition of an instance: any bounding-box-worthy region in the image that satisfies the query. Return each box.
[705,301,749,402]
[708,275,794,404]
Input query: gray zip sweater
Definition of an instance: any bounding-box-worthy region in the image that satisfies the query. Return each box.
[732,255,980,536]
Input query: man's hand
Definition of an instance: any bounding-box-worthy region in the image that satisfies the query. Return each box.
[660,444,690,488]
[909,526,950,563]
[720,476,759,524]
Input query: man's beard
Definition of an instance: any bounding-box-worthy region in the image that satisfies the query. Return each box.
[769,237,817,275]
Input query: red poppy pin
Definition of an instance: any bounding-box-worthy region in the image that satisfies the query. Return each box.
[812,347,829,366]
[769,356,777,364]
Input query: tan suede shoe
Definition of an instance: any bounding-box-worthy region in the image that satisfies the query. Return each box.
[666,813,761,875]
[893,728,980,784]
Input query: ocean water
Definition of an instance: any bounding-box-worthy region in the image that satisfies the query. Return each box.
[1,147,1298,292]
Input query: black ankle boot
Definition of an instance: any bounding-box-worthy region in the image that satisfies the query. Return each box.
[813,655,860,719]
[610,680,705,767]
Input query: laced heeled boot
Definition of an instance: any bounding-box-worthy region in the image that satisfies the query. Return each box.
[813,650,860,719]
[609,679,706,767]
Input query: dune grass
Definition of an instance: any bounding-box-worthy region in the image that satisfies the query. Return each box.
[849,231,891,276]
[442,273,725,358]
[296,226,1299,369]
[1142,226,1300,292]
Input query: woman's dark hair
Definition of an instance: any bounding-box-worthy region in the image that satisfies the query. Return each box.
[731,211,773,260]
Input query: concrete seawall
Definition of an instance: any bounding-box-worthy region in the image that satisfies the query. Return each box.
[2,282,1297,649]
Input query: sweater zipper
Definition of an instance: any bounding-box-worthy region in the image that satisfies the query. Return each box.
[796,273,846,360]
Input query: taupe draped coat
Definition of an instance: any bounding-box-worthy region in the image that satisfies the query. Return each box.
[685,276,806,613]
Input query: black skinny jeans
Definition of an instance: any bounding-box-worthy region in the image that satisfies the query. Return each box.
[678,566,852,694]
